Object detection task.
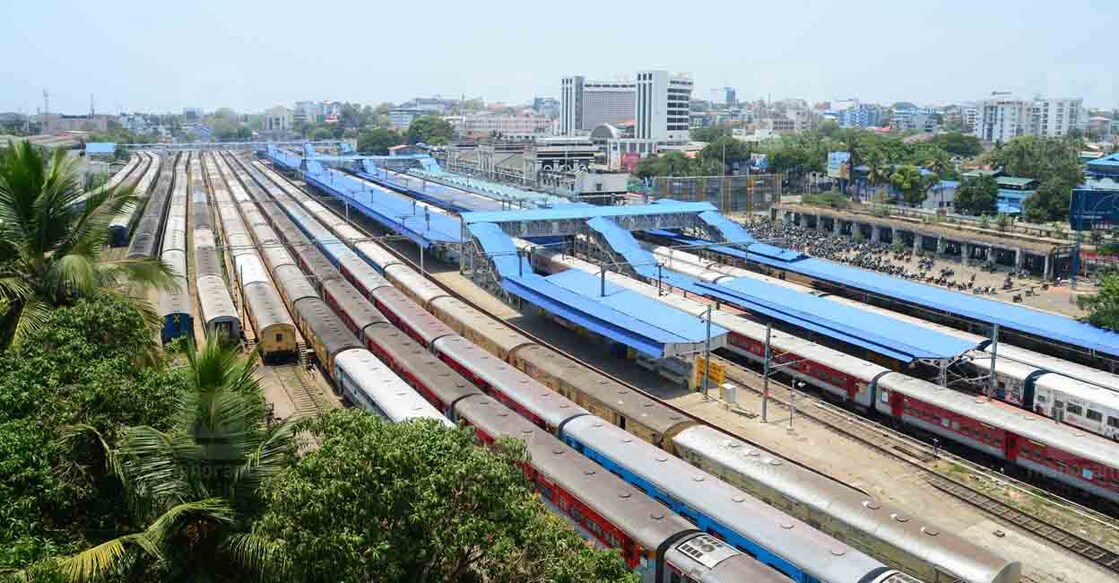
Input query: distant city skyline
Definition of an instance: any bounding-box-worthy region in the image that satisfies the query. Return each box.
[2,0,1117,114]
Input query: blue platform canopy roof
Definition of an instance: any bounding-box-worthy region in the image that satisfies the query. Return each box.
[462,201,717,224]
[695,276,976,363]
[746,254,1119,358]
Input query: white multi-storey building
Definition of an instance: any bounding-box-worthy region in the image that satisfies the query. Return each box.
[560,76,635,135]
[975,94,1033,142]
[635,69,692,142]
[974,93,1085,142]
[1032,97,1083,137]
[449,113,555,140]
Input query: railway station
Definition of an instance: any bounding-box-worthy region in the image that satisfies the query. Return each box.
[44,142,1119,583]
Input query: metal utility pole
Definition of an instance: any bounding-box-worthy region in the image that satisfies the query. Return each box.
[762,323,772,422]
[789,381,803,429]
[419,241,425,276]
[703,304,713,399]
[988,323,999,397]
[600,264,607,297]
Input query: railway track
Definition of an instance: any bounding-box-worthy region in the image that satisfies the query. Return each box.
[710,353,1119,576]
[927,475,1119,575]
[267,349,330,420]
[274,159,1119,578]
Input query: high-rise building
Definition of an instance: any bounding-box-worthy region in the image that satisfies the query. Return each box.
[709,87,737,107]
[560,76,635,135]
[974,93,1084,142]
[1032,97,1083,138]
[635,70,692,142]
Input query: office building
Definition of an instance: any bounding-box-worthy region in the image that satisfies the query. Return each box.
[635,69,692,142]
[709,87,737,107]
[1032,97,1083,138]
[263,106,293,132]
[974,93,1084,142]
[560,76,635,135]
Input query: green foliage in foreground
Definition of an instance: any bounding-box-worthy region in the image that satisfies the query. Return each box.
[251,410,637,583]
[0,295,188,573]
[0,140,174,349]
[1079,273,1119,331]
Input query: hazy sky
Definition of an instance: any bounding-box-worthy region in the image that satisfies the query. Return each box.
[3,0,1116,114]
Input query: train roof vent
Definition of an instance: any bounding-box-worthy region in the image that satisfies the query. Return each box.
[675,534,738,569]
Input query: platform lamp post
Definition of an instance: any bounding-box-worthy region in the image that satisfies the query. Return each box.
[761,323,772,422]
[702,304,713,400]
[789,380,804,429]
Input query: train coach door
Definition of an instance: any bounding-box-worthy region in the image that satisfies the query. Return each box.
[1053,400,1066,424]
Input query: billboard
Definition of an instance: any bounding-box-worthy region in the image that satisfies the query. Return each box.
[1070,185,1119,230]
[827,151,851,180]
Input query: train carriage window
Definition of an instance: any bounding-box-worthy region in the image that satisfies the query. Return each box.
[1066,404,1083,416]
[1109,417,1119,429]
[1086,410,1103,422]
[275,333,283,343]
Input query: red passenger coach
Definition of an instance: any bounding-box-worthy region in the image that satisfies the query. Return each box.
[875,373,1119,502]
[726,331,863,399]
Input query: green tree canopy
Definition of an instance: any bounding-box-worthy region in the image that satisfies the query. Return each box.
[1079,273,1119,331]
[954,175,999,216]
[53,337,297,581]
[406,116,454,145]
[934,132,983,158]
[251,411,636,583]
[0,140,175,348]
[889,164,932,206]
[0,294,188,572]
[690,125,731,143]
[988,135,1083,223]
[356,127,404,155]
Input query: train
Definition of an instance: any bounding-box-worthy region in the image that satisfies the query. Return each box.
[108,153,161,247]
[530,246,1119,505]
[203,153,297,362]
[190,155,241,340]
[231,151,922,581]
[126,152,177,260]
[224,153,813,583]
[654,244,1119,443]
[157,153,193,344]
[650,243,1119,443]
[247,153,1015,583]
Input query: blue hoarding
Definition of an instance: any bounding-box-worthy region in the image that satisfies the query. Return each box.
[1070,182,1119,230]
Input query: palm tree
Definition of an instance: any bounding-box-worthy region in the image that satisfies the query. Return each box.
[59,337,295,581]
[0,140,174,347]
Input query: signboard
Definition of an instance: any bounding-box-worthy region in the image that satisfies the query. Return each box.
[692,355,726,390]
[827,151,851,180]
[750,153,768,172]
[620,152,641,173]
[1070,185,1119,231]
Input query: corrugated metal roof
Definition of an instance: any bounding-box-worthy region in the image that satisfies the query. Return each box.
[697,276,976,362]
[996,176,1038,188]
[462,201,717,224]
[747,254,1119,358]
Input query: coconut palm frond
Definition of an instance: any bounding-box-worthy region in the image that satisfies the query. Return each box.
[47,252,100,299]
[0,275,32,303]
[114,426,199,504]
[57,533,155,583]
[223,532,288,578]
[232,420,298,493]
[65,423,123,478]
[97,257,177,293]
[7,297,52,348]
